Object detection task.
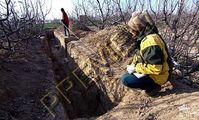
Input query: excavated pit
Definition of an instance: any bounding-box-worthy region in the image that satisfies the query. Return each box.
[41,25,136,119]
[42,29,118,119]
[38,25,199,120]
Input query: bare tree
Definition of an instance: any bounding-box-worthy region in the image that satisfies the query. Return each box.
[148,0,199,75]
[113,0,126,23]
[113,0,139,24]
[75,0,112,29]
[73,4,81,19]
[0,0,51,57]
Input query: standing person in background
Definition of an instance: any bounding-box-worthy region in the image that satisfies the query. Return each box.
[61,8,70,38]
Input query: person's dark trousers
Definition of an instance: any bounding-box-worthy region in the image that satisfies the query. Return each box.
[120,72,160,92]
[64,26,70,37]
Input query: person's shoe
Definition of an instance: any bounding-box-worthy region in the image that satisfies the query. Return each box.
[64,36,69,39]
[145,86,161,96]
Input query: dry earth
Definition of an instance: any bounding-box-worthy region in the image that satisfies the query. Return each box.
[0,24,199,120]
[0,37,67,120]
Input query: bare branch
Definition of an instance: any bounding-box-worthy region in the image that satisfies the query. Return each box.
[0,0,51,53]
[0,0,11,22]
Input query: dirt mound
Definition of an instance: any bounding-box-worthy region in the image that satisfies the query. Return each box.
[67,24,135,103]
[42,24,136,119]
[65,24,199,119]
[1,23,198,120]
[70,20,91,31]
[56,20,92,39]
[97,78,199,120]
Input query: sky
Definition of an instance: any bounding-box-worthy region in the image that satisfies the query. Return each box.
[0,0,74,20]
[46,0,74,20]
[1,0,195,20]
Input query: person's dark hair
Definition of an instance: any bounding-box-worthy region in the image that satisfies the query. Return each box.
[61,8,65,13]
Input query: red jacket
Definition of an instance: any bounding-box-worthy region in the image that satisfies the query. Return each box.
[62,12,69,27]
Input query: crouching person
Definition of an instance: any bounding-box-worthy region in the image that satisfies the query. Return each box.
[121,10,173,95]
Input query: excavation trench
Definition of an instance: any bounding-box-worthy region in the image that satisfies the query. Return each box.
[43,29,129,119]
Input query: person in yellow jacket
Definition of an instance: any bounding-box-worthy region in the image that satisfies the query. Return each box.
[121,10,173,95]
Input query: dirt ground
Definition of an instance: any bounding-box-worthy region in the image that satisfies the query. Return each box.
[0,38,67,120]
[65,24,199,120]
[97,79,199,120]
[0,24,199,120]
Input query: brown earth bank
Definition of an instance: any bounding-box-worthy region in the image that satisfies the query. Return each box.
[0,24,199,120]
[65,24,199,120]
[0,36,68,120]
[96,80,199,120]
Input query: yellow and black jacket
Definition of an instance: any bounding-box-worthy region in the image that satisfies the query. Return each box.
[133,24,173,85]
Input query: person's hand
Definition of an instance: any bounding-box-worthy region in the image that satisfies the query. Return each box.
[126,64,135,74]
